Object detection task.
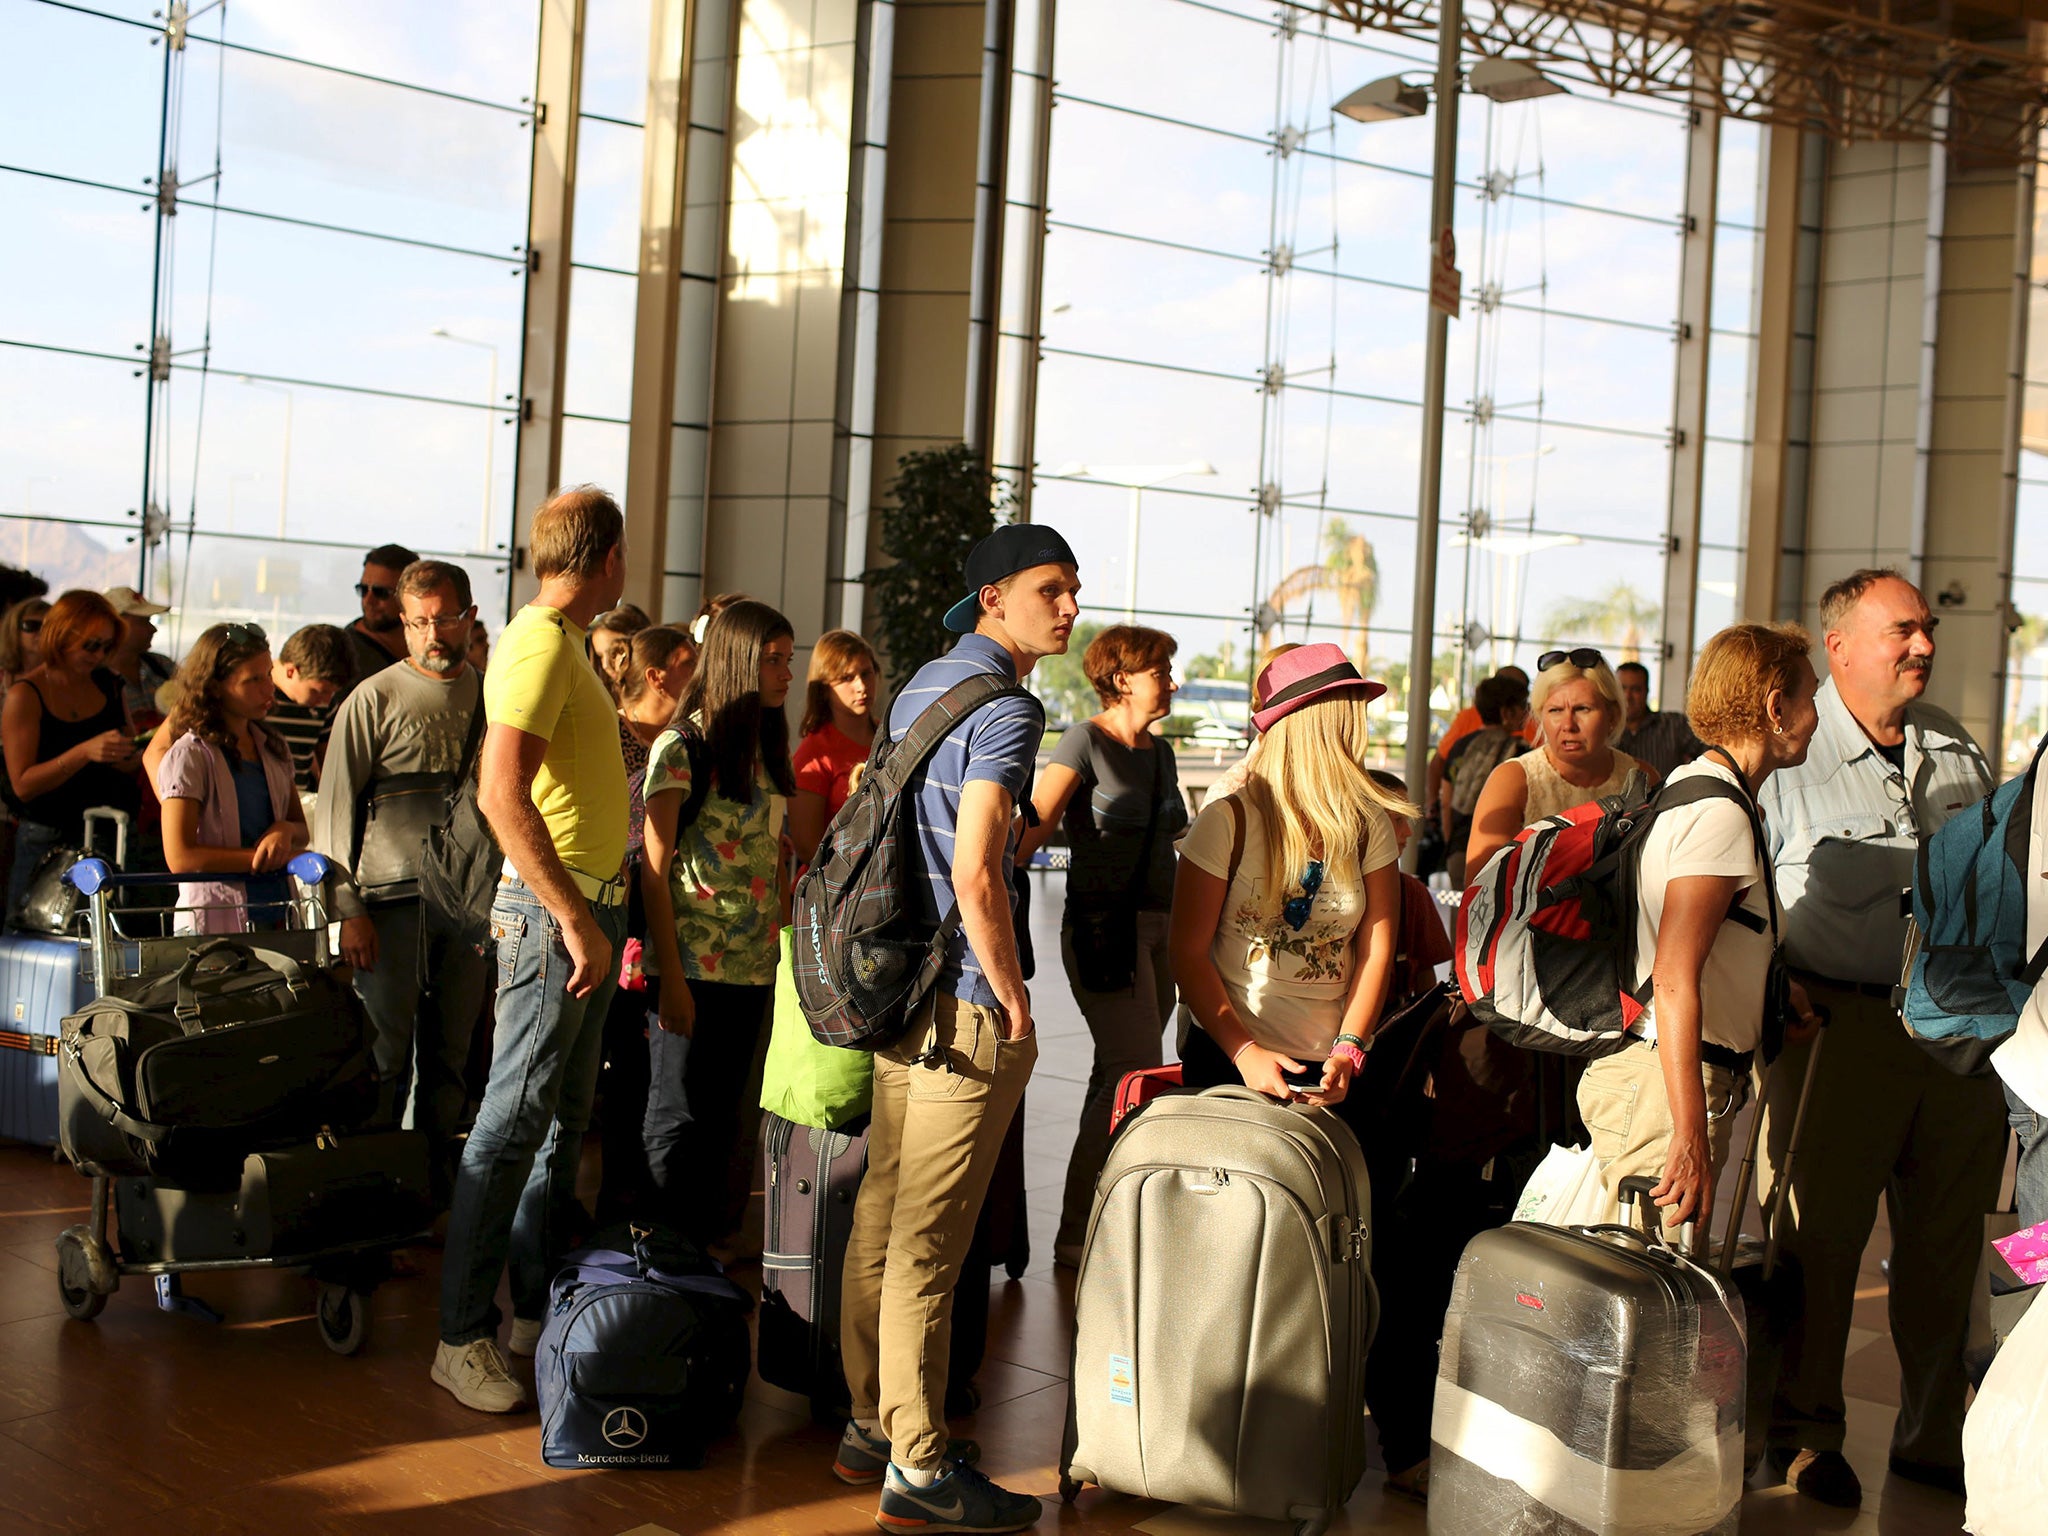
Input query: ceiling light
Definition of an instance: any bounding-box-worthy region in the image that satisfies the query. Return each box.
[1334,75,1430,123]
[1469,56,1568,104]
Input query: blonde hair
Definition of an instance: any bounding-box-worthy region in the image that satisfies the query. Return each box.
[1250,642,1301,710]
[1531,657,1626,746]
[530,484,623,582]
[1242,692,1417,912]
[1687,622,1813,745]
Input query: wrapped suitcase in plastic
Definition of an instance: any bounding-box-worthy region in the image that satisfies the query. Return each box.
[1429,1204,1746,1535]
[1059,1085,1375,1536]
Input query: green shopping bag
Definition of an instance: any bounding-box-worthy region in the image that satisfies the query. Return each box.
[761,929,872,1130]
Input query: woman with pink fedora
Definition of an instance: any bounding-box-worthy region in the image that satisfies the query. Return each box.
[1169,642,1410,1107]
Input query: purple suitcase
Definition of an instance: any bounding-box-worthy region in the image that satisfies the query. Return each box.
[0,933,92,1147]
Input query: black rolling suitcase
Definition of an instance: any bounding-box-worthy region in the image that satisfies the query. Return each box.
[112,1128,433,1264]
[759,1112,868,1411]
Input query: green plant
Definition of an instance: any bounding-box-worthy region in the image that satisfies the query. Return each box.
[1032,619,1109,724]
[864,445,1013,690]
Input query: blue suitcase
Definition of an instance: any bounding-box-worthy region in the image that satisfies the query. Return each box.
[0,933,92,1146]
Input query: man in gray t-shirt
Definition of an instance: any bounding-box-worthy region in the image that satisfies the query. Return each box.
[310,559,489,1196]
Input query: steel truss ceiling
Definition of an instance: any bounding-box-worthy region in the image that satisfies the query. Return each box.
[1324,2,2048,160]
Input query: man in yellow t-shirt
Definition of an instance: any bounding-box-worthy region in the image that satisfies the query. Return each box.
[433,486,630,1415]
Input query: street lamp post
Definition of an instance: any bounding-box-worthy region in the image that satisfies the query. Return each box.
[1053,460,1218,619]
[235,376,293,536]
[431,328,500,552]
[1335,21,1565,857]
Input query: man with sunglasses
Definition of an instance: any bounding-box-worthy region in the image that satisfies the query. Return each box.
[312,559,487,1205]
[343,543,420,694]
[102,585,176,732]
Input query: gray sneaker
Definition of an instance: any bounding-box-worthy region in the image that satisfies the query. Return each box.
[431,1338,527,1413]
[833,1420,982,1486]
[506,1316,544,1358]
[874,1461,1041,1533]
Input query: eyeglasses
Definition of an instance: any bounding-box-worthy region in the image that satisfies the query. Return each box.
[1282,861,1325,932]
[356,582,398,600]
[1537,647,1605,673]
[403,609,477,636]
[18,618,41,634]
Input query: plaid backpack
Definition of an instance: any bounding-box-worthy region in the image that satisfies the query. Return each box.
[791,674,1041,1050]
[1454,769,1771,1055]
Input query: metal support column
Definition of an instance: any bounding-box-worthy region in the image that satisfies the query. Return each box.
[1989,150,2037,774]
[1739,122,1805,624]
[826,0,896,634]
[622,0,698,617]
[963,0,1015,460]
[990,0,1056,521]
[509,0,586,610]
[1402,0,1461,844]
[1659,68,1718,704]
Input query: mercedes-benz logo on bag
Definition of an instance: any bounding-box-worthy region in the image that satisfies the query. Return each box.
[601,1406,648,1449]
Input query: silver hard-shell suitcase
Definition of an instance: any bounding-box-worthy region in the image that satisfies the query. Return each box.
[1058,1085,1375,1536]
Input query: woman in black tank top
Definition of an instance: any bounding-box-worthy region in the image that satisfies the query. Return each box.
[0,591,142,920]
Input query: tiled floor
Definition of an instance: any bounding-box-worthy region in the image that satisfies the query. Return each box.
[0,875,1971,1533]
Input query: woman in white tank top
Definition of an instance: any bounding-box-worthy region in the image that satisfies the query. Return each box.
[1463,647,1653,872]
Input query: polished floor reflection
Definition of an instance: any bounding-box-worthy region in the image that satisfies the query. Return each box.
[0,877,1971,1533]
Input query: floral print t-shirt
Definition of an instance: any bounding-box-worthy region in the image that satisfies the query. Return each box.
[644,728,781,987]
[1177,792,1398,1060]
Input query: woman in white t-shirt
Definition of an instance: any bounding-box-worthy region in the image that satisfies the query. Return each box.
[1580,622,1820,1231]
[1170,643,1410,1109]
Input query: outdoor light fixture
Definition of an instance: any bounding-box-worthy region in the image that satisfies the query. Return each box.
[1469,56,1568,104]
[1335,74,1430,123]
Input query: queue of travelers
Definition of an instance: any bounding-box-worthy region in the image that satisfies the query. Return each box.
[5,509,2027,1528]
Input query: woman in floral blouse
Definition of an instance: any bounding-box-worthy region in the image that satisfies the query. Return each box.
[638,599,796,1243]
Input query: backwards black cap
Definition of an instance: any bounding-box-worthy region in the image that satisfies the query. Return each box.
[942,524,1080,633]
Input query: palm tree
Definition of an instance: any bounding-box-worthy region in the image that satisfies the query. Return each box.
[1541,581,1662,663]
[1261,518,1380,672]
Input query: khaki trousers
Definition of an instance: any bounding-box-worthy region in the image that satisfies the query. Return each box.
[1759,981,2007,1466]
[841,990,1036,1468]
[1579,1040,1744,1233]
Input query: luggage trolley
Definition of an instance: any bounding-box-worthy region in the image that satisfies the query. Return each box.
[51,854,425,1354]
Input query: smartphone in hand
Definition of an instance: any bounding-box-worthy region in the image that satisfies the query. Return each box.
[1279,1062,1324,1094]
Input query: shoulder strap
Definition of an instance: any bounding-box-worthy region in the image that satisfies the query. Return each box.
[452,690,487,788]
[1122,737,1167,900]
[1223,793,1247,888]
[880,673,1040,792]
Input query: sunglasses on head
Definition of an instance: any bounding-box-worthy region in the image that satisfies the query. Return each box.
[1283,861,1326,933]
[221,622,267,647]
[356,582,398,600]
[1537,647,1606,673]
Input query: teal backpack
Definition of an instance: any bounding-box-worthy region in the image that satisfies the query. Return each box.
[1902,736,2048,1075]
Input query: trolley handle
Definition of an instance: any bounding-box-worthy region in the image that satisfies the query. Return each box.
[64,852,333,894]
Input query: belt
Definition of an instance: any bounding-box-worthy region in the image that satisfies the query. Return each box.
[500,868,627,910]
[1629,1032,1755,1077]
[1789,969,1895,1001]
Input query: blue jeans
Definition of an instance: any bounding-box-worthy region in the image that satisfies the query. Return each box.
[2006,1080,2048,1230]
[439,879,625,1344]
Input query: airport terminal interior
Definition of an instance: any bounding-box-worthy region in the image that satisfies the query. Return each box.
[11,0,2048,1531]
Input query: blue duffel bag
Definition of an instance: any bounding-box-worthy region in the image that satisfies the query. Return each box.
[536,1225,752,1470]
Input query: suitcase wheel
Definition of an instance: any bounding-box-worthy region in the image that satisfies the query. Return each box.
[1057,1476,1082,1505]
[55,1226,113,1321]
[316,1282,371,1355]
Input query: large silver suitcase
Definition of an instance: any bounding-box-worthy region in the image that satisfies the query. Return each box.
[1058,1085,1375,1536]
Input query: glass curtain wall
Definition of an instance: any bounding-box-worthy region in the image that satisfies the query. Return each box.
[2007,172,2048,775]
[1,0,538,643]
[1030,0,1695,746]
[1694,114,1765,652]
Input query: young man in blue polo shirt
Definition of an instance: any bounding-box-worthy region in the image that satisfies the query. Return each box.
[834,525,1080,1533]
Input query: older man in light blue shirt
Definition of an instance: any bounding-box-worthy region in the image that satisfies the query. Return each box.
[1755,569,2001,1509]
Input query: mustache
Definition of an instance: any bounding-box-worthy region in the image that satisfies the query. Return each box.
[1898,658,1931,673]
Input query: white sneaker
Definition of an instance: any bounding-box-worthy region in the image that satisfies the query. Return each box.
[431,1338,528,1413]
[506,1316,544,1358]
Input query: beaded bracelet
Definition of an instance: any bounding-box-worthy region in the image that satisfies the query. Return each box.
[1330,1041,1367,1073]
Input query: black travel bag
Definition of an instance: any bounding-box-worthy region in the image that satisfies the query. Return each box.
[113,1128,432,1263]
[59,937,372,1177]
[536,1225,753,1470]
